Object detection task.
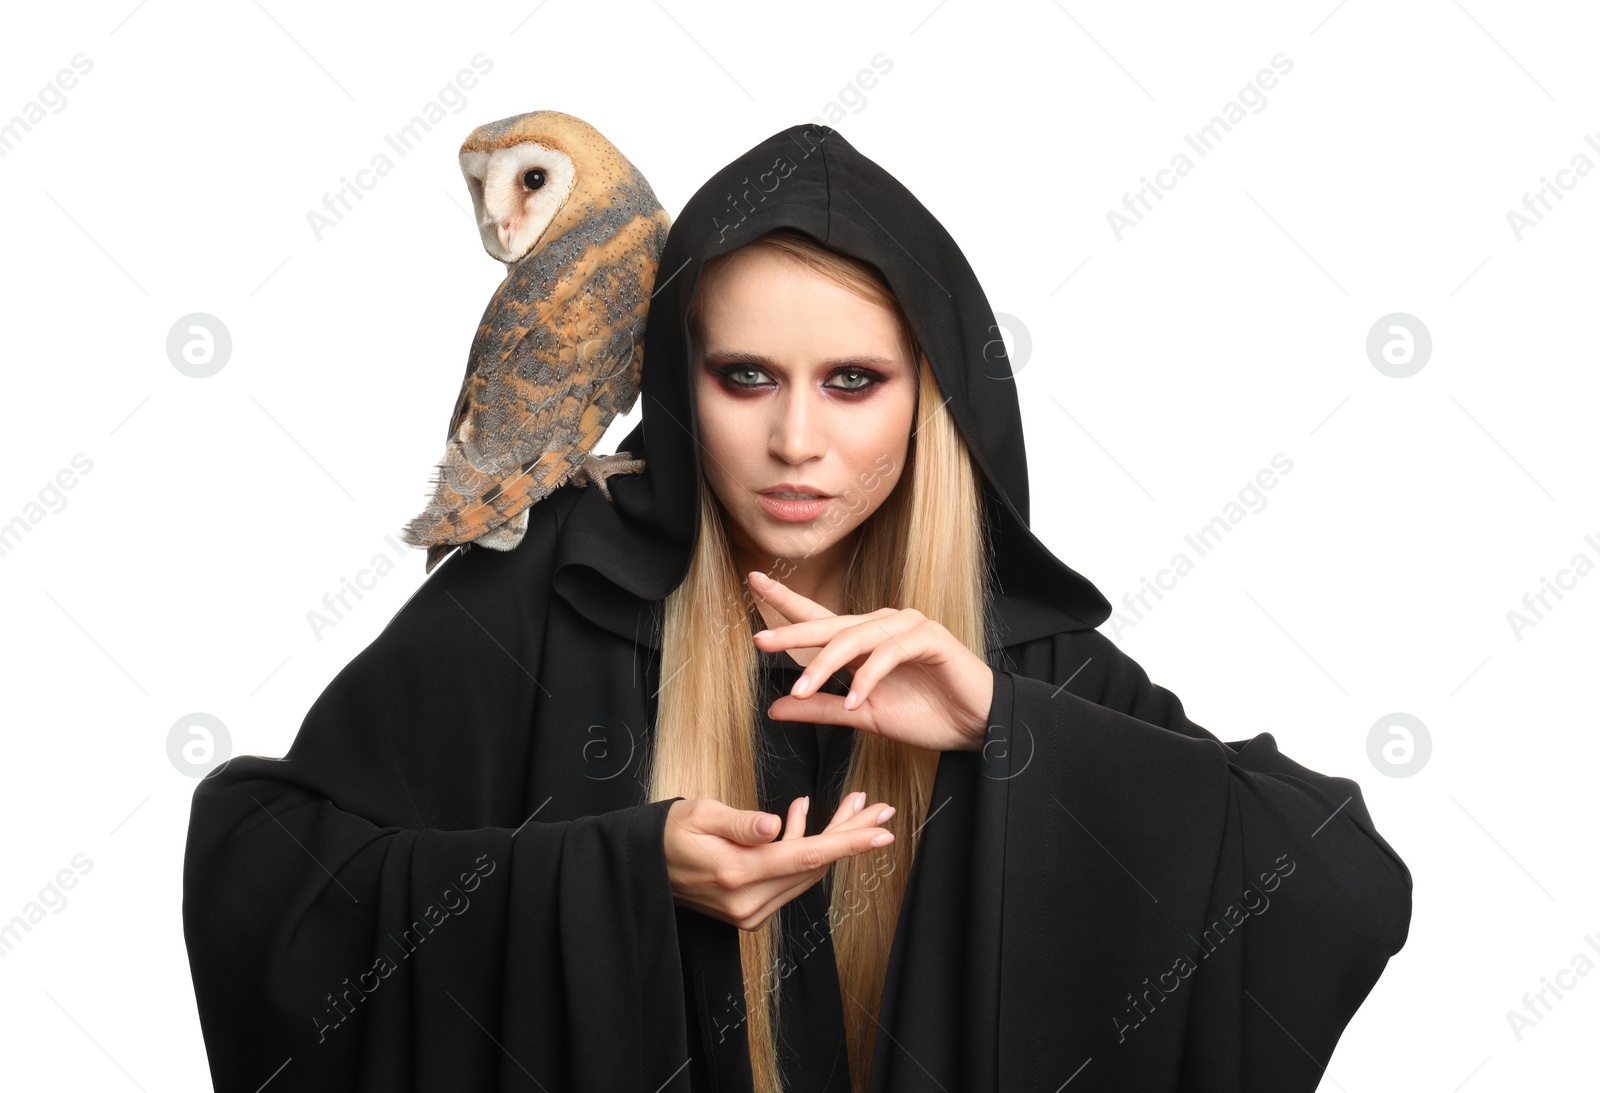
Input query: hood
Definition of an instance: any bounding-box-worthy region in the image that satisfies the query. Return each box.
[549,123,1111,652]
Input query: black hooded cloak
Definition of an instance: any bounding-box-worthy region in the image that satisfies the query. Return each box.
[183,123,1412,1092]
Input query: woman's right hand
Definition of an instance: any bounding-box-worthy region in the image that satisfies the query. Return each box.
[664,791,896,930]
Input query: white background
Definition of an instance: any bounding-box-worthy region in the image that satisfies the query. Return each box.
[1,1,1595,1089]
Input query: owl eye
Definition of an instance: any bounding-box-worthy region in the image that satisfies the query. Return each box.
[523,168,547,191]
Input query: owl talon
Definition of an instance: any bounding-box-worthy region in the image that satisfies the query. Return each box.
[572,451,647,501]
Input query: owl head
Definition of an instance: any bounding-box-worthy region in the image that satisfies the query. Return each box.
[459,110,640,266]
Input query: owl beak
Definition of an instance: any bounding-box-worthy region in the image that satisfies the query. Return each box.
[496,216,522,258]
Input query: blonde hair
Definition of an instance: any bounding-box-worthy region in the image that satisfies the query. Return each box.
[648,228,996,1093]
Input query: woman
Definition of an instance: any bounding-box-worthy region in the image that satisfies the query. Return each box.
[183,124,1412,1093]
[661,222,990,1093]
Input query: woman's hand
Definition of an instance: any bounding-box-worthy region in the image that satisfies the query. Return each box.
[665,792,896,930]
[748,571,992,753]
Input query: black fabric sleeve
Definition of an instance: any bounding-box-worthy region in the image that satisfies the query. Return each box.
[982,628,1412,1092]
[181,532,692,1092]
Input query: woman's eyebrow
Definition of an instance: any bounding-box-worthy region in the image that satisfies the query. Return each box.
[702,349,900,371]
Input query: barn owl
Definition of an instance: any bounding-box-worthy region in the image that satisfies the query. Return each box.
[400,110,671,573]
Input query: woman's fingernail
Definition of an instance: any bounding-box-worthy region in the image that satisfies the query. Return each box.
[793,675,810,696]
[870,832,895,847]
[755,629,772,639]
[802,796,811,815]
[852,792,865,814]
[877,806,895,823]
[757,815,779,836]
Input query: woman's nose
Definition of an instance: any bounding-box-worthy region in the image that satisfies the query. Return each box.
[769,389,827,464]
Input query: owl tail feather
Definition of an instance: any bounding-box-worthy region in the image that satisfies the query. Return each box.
[398,435,572,573]
[401,422,635,573]
[416,505,530,574]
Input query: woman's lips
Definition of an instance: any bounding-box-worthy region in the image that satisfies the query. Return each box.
[757,492,833,522]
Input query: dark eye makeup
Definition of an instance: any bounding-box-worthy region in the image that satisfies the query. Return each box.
[708,361,888,396]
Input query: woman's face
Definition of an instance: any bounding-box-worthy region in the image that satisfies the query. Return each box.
[691,245,917,584]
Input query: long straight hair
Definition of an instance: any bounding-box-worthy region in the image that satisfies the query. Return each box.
[646,228,997,1093]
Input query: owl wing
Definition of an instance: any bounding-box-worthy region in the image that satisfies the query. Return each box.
[399,240,649,568]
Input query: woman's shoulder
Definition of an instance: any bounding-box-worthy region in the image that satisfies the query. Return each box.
[374,484,584,651]
[999,621,1215,744]
[434,483,582,584]
[1002,622,1147,695]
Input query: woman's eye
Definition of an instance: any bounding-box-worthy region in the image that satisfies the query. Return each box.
[826,369,878,392]
[723,366,767,386]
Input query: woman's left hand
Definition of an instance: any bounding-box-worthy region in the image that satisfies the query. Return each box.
[748,571,992,753]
